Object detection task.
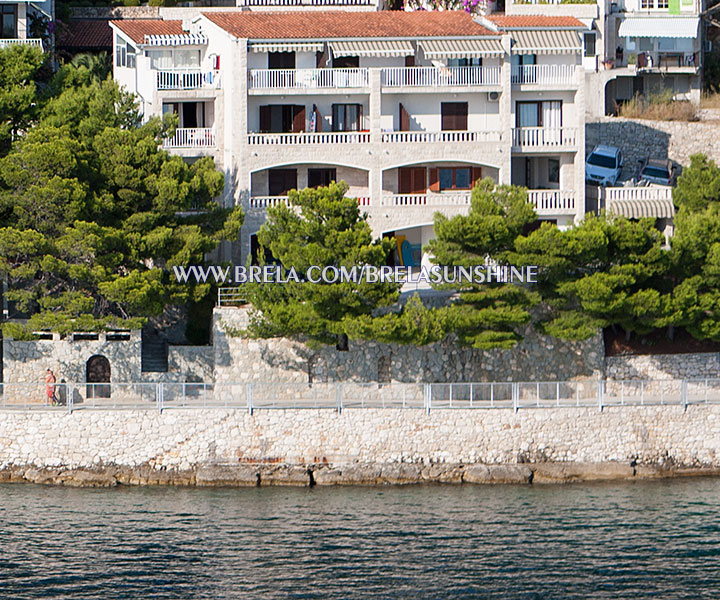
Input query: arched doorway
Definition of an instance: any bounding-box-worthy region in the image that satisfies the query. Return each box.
[86,355,111,399]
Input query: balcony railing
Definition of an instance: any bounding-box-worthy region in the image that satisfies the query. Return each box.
[249,195,371,208]
[512,127,577,149]
[156,70,221,90]
[249,68,369,90]
[164,128,216,149]
[382,193,472,207]
[247,132,371,145]
[238,0,374,5]
[0,38,43,50]
[511,64,576,86]
[527,190,576,214]
[381,66,501,88]
[604,186,673,203]
[382,130,502,143]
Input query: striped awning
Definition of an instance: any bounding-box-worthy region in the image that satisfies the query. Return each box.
[143,34,207,46]
[329,40,414,58]
[511,30,582,54]
[420,38,504,59]
[248,41,325,53]
[608,198,675,219]
[618,17,699,38]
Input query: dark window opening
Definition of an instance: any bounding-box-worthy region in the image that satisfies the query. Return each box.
[308,168,337,188]
[333,56,359,68]
[332,104,362,132]
[268,168,297,196]
[259,105,305,133]
[441,102,468,131]
[584,33,596,58]
[268,51,295,69]
[1,5,17,38]
[438,167,472,191]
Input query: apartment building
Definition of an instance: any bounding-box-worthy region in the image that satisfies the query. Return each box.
[502,0,704,115]
[110,10,586,265]
[0,0,50,49]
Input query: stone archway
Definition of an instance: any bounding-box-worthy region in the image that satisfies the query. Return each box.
[86,355,111,399]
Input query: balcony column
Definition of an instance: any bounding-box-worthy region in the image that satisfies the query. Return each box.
[498,34,513,186]
[369,68,382,144]
[17,4,27,38]
[230,38,251,264]
[574,64,586,224]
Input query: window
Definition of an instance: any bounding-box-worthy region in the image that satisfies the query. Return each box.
[438,167,472,191]
[511,53,537,83]
[548,159,560,184]
[441,102,468,131]
[148,50,172,69]
[175,49,201,68]
[639,38,654,52]
[584,33,596,58]
[448,57,482,67]
[332,104,362,132]
[657,0,668,7]
[641,0,652,7]
[268,169,298,196]
[308,168,336,188]
[126,45,136,69]
[259,105,305,133]
[398,167,427,194]
[333,56,360,68]
[516,101,562,127]
[268,52,295,69]
[1,4,16,39]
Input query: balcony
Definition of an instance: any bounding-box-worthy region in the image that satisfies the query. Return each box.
[382,193,472,207]
[511,127,577,150]
[249,195,371,208]
[238,0,375,5]
[511,64,576,87]
[0,38,43,50]
[602,186,675,219]
[163,128,216,149]
[381,66,501,89]
[156,70,221,91]
[247,132,371,145]
[527,190,576,215]
[249,68,369,91]
[382,131,502,143]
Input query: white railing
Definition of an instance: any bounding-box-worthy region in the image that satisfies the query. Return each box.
[604,186,673,202]
[511,64,576,86]
[248,195,371,208]
[3,378,720,412]
[248,132,370,145]
[0,38,43,50]
[163,128,216,149]
[249,68,369,90]
[156,70,221,90]
[527,190,576,214]
[512,127,577,148]
[381,66,501,88]
[382,193,472,207]
[382,130,502,143]
[238,0,374,5]
[217,288,246,307]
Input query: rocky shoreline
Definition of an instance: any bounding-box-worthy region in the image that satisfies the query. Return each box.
[2,461,720,488]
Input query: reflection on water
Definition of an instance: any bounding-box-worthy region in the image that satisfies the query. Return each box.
[1,478,720,599]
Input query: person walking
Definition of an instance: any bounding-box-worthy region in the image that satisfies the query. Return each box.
[45,369,57,406]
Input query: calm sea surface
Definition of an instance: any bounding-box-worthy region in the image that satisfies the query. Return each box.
[1,478,720,599]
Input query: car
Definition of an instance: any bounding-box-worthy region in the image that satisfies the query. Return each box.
[638,158,676,186]
[585,145,623,186]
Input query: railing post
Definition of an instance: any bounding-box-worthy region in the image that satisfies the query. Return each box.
[158,383,164,414]
[597,380,604,412]
[424,384,431,414]
[247,383,254,415]
[513,382,519,413]
[68,384,73,414]
[336,383,342,414]
[682,379,688,412]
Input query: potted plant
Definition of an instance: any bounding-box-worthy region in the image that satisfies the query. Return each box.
[627,53,637,71]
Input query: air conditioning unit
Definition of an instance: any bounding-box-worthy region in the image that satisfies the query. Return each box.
[487,91,500,102]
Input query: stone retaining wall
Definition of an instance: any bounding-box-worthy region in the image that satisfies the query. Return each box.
[605,353,720,381]
[1,405,720,486]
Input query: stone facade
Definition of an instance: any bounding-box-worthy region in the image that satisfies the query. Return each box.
[605,352,720,381]
[586,117,720,179]
[1,405,720,486]
[213,307,605,384]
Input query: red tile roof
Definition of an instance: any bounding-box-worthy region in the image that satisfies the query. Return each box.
[57,19,113,50]
[110,20,186,44]
[203,10,498,39]
[486,15,585,29]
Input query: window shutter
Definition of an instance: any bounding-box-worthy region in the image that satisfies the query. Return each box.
[471,167,483,188]
[411,168,427,194]
[399,103,410,132]
[398,168,412,194]
[316,50,327,68]
[405,55,415,67]
[429,168,439,192]
[259,106,271,133]
[292,106,306,133]
[457,103,468,131]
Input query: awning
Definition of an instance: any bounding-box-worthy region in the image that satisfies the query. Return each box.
[329,40,414,58]
[618,17,699,38]
[608,198,675,219]
[419,38,504,59]
[143,34,207,46]
[511,30,582,54]
[248,41,324,53]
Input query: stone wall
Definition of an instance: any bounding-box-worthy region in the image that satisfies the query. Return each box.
[1,405,720,482]
[605,352,720,381]
[586,118,720,178]
[213,307,605,384]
